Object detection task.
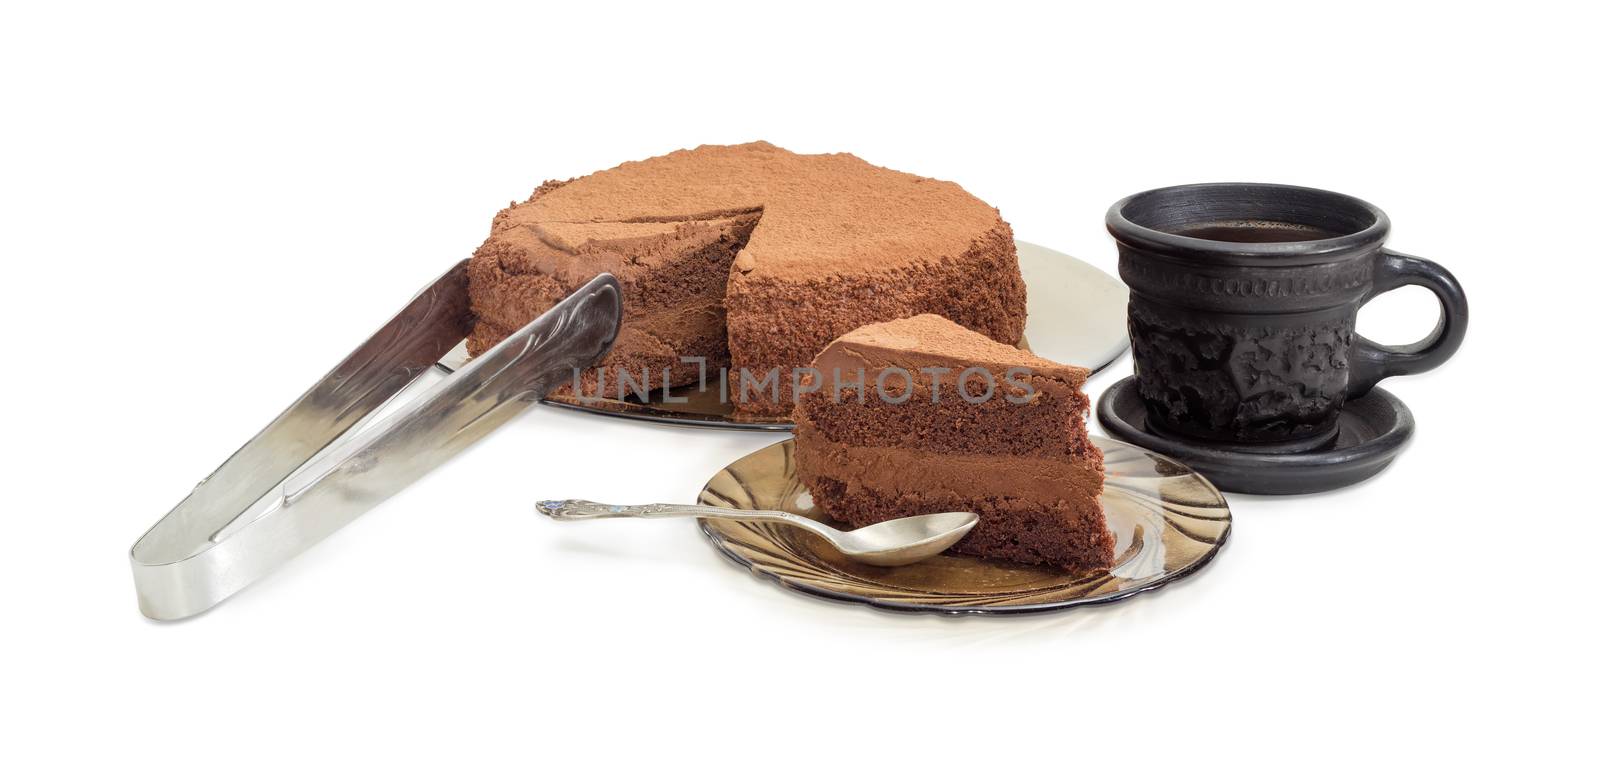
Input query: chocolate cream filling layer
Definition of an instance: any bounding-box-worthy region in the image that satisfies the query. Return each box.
[793,419,1104,507]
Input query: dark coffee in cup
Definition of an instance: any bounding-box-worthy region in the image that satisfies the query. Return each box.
[1173,222,1341,244]
[1106,183,1467,450]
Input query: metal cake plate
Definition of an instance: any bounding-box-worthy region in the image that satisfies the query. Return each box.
[696,437,1231,615]
[437,240,1130,430]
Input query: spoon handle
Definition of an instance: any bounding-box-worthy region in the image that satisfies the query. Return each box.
[536,498,812,526]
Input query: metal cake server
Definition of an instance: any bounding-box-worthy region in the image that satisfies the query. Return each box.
[130,263,622,621]
[537,499,978,567]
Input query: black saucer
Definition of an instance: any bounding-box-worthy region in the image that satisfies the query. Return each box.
[1096,377,1414,495]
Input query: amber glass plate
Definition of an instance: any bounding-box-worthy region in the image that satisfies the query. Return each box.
[696,437,1231,615]
[436,241,1130,431]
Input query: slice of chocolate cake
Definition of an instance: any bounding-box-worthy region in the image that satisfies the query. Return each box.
[794,314,1115,572]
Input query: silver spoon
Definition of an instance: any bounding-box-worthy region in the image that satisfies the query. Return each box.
[536,499,978,567]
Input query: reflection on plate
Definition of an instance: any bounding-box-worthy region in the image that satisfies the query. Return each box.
[437,240,1130,431]
[696,437,1230,615]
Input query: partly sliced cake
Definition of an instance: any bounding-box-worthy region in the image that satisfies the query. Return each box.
[466,142,1026,414]
[794,314,1115,571]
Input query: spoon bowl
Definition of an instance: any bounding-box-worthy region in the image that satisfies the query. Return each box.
[829,511,982,566]
[537,499,978,567]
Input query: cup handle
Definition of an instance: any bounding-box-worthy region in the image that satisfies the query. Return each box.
[1348,248,1469,398]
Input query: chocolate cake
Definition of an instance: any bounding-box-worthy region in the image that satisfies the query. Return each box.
[794,315,1115,572]
[466,142,1025,415]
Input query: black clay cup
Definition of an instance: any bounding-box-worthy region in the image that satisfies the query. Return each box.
[1106,183,1467,450]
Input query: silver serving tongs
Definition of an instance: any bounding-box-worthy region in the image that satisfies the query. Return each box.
[130,261,622,620]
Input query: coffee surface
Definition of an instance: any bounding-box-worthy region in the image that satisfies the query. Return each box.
[1175,222,1338,243]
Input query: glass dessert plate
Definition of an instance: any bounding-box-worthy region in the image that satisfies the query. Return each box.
[696,437,1231,615]
[437,240,1130,430]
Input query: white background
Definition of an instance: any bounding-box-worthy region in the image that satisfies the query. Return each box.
[3,2,1595,757]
